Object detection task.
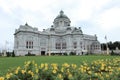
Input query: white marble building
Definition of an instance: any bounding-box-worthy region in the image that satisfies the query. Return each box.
[14,10,101,56]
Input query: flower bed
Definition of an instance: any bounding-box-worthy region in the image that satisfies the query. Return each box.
[0,58,120,80]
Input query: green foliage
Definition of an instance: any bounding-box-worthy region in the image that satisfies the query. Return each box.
[1,58,120,80]
[0,56,120,77]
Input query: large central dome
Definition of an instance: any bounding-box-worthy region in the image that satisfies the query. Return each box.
[53,10,71,27]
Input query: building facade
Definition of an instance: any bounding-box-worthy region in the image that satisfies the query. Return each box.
[14,11,101,56]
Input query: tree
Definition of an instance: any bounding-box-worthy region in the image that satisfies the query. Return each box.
[11,50,15,57]
[101,41,120,50]
[6,52,10,57]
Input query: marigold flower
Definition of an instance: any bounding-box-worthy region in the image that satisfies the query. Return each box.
[57,74,63,79]
[17,66,21,70]
[40,63,44,68]
[106,74,109,78]
[6,73,12,79]
[71,64,77,69]
[61,67,64,72]
[68,73,72,79]
[28,70,34,77]
[88,71,92,75]
[36,69,39,73]
[62,63,70,67]
[52,69,56,74]
[21,70,26,74]
[15,70,18,74]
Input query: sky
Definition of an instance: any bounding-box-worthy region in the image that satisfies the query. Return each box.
[0,0,120,51]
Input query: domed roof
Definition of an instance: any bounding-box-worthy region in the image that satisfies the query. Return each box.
[55,10,69,19]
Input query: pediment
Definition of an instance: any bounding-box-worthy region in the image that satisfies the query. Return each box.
[19,24,34,31]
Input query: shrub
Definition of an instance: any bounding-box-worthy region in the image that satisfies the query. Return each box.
[69,52,76,55]
[25,52,36,56]
[63,53,68,56]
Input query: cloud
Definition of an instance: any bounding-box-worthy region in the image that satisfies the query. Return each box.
[94,7,120,32]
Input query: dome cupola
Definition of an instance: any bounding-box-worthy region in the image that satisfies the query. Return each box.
[55,10,69,19]
[53,10,71,27]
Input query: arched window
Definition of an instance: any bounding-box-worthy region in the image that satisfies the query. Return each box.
[56,38,66,49]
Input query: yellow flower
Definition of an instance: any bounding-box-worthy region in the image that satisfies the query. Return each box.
[62,63,70,68]
[21,70,26,74]
[71,64,77,69]
[100,66,104,70]
[15,70,18,74]
[0,77,4,80]
[118,68,120,71]
[68,73,72,79]
[106,74,109,78]
[40,63,44,68]
[101,63,105,67]
[57,74,63,79]
[52,69,56,74]
[88,71,92,75]
[44,66,48,70]
[35,64,38,67]
[45,63,48,67]
[108,66,111,69]
[6,73,12,79]
[87,67,90,70]
[92,66,94,69]
[17,66,21,70]
[36,69,39,73]
[51,63,58,67]
[95,73,98,76]
[61,67,64,72]
[28,70,34,77]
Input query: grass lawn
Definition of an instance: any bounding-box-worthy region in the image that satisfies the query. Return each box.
[0,55,119,76]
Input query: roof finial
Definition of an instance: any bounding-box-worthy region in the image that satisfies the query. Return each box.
[25,22,28,26]
[60,10,64,15]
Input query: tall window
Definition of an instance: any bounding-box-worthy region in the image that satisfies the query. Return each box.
[73,42,77,49]
[62,43,66,49]
[80,42,82,48]
[56,43,61,49]
[26,41,33,49]
[26,41,28,48]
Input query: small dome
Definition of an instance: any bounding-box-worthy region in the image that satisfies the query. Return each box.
[55,10,69,19]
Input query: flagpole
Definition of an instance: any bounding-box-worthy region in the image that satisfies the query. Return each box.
[105,36,109,54]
